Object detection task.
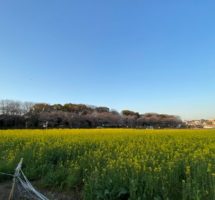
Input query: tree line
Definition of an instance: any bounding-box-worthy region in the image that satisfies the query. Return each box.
[0,100,183,129]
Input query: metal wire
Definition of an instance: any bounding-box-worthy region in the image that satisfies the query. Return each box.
[0,172,14,177]
[6,158,49,200]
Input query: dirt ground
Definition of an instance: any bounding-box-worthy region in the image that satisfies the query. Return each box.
[0,181,82,200]
[0,182,11,200]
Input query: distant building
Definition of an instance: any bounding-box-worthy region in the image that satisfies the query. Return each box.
[203,125,215,129]
[185,119,215,129]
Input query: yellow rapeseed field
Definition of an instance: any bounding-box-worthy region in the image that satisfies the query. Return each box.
[0,129,215,200]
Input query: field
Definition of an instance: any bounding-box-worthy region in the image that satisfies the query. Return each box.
[0,129,215,200]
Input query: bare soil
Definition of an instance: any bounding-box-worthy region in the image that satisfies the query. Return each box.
[0,181,82,200]
[0,182,11,200]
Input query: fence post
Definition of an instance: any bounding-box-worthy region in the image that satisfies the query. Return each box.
[8,158,23,200]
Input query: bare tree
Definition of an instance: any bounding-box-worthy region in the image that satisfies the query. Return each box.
[22,102,34,115]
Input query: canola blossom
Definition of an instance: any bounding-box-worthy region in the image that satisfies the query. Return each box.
[0,129,215,200]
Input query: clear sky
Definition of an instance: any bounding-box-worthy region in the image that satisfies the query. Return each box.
[0,1,215,120]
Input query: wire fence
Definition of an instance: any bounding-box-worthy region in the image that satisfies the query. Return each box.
[1,158,49,200]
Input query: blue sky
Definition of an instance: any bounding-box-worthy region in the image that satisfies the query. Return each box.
[0,0,215,120]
